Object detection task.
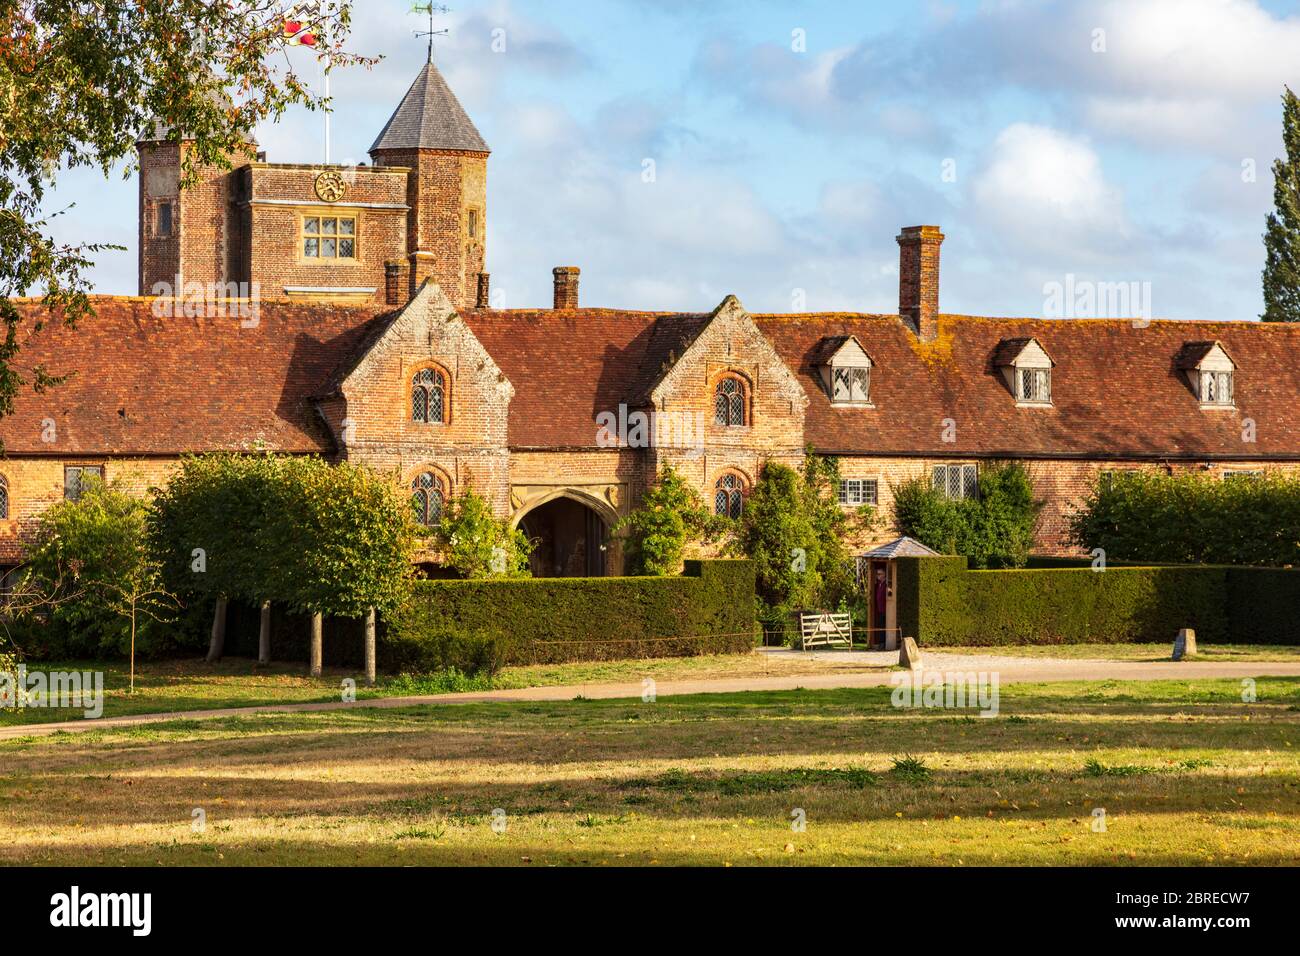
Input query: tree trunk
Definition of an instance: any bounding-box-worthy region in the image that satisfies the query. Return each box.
[130,607,137,695]
[309,612,323,677]
[206,598,227,663]
[258,601,272,664]
[364,608,377,686]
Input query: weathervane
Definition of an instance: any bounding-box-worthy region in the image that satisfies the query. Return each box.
[412,3,451,63]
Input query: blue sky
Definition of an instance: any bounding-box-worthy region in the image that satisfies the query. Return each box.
[44,0,1300,319]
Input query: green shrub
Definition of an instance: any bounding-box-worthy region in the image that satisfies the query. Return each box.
[617,464,722,576]
[383,628,508,677]
[433,489,532,579]
[894,462,1040,568]
[729,452,872,620]
[1225,568,1300,644]
[1069,470,1300,567]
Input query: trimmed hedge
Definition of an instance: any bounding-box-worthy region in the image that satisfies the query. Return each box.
[1225,568,1300,645]
[384,559,756,667]
[894,556,1300,646]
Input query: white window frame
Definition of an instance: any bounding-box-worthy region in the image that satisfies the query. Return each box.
[1017,366,1051,404]
[1223,469,1262,481]
[932,464,978,500]
[837,478,879,507]
[1200,370,1234,407]
[830,364,870,404]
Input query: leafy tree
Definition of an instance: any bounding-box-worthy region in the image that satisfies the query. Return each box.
[0,2,371,421]
[893,462,1040,568]
[729,452,874,620]
[150,453,282,614]
[617,464,720,576]
[433,489,532,579]
[263,456,418,618]
[1263,86,1300,322]
[19,475,177,660]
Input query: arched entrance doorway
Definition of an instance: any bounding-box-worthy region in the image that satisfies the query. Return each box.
[514,492,614,578]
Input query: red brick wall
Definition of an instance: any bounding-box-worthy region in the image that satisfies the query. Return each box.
[238,164,409,305]
[371,147,487,309]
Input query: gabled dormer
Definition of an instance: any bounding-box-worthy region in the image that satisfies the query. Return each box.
[992,337,1054,406]
[1175,341,1236,409]
[813,335,873,406]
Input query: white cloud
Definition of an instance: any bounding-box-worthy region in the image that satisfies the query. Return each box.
[971,123,1132,256]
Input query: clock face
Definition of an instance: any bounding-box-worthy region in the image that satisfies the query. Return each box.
[314,170,347,203]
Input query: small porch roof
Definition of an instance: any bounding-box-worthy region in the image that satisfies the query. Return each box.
[860,536,943,559]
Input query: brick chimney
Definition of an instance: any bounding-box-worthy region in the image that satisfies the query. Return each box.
[897,225,944,341]
[384,261,404,307]
[476,272,491,309]
[553,266,580,310]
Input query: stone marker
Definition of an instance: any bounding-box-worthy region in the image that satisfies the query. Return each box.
[1172,628,1197,661]
[900,636,922,670]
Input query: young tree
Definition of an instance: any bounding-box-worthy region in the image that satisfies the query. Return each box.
[434,489,532,579]
[617,464,720,576]
[265,457,418,682]
[19,475,176,663]
[149,454,284,660]
[1263,86,1300,322]
[0,2,372,421]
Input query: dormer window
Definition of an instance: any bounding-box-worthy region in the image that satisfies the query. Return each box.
[994,337,1054,406]
[1018,367,1051,403]
[1176,341,1237,410]
[1200,370,1233,406]
[833,366,870,403]
[816,336,873,406]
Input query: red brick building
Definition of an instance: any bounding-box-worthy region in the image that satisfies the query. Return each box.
[4,59,1300,577]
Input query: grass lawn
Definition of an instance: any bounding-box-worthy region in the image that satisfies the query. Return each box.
[934,643,1300,662]
[0,651,895,726]
[1,677,1298,866]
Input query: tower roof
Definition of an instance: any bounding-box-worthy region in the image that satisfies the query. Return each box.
[369,60,489,154]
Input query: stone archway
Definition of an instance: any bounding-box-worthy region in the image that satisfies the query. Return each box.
[512,489,619,578]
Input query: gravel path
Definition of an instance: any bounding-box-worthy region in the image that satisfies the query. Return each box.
[3,651,1299,741]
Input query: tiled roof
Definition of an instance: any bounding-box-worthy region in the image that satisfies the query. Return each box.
[3,298,1299,462]
[461,309,708,447]
[757,314,1300,460]
[368,61,490,154]
[1174,340,1231,369]
[0,297,386,455]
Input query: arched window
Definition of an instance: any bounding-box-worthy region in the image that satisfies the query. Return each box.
[0,476,8,520]
[714,375,747,427]
[411,472,445,526]
[714,472,746,519]
[411,368,446,424]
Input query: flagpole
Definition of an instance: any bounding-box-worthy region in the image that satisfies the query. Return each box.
[324,56,331,164]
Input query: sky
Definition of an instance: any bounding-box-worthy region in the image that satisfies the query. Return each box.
[42,0,1300,320]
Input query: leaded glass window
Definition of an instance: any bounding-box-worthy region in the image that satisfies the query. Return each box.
[411,472,444,527]
[714,377,746,426]
[714,473,745,518]
[411,368,446,424]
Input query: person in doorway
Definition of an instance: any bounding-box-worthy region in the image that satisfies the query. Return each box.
[873,566,890,650]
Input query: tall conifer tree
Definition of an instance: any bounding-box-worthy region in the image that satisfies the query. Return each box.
[1263,87,1300,322]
